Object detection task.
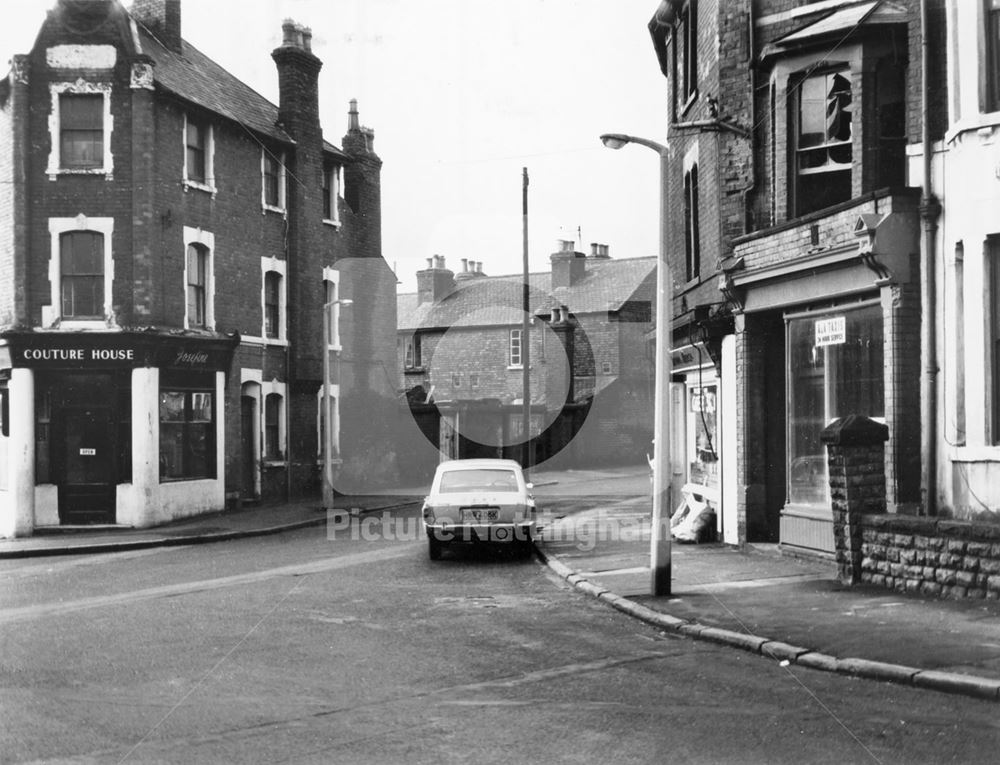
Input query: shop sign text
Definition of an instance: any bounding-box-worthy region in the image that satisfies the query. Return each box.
[815,316,846,347]
[20,348,135,363]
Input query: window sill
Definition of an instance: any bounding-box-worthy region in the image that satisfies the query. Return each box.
[944,113,1000,145]
[183,179,217,197]
[950,445,1000,463]
[242,335,289,348]
[160,475,217,484]
[262,204,287,216]
[322,218,342,229]
[54,319,108,330]
[404,366,427,374]
[263,460,287,469]
[48,167,113,181]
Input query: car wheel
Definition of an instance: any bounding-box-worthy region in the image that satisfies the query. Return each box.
[428,537,442,561]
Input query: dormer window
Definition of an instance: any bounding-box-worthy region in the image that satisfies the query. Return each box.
[794,69,852,216]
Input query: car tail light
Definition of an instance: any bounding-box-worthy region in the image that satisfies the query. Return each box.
[422,505,435,523]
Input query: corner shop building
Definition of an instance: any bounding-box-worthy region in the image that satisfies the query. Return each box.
[0,330,237,536]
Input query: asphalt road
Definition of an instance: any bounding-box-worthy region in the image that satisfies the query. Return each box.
[2,499,998,765]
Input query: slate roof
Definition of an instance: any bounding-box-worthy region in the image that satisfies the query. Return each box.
[135,24,347,160]
[397,257,656,332]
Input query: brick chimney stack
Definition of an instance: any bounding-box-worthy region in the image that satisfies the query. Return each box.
[417,256,456,305]
[130,0,182,53]
[272,19,322,135]
[342,99,382,245]
[551,239,587,288]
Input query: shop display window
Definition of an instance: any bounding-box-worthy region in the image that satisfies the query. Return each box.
[786,304,883,505]
[160,373,215,480]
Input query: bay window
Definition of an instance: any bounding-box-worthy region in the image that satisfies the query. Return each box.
[794,69,852,216]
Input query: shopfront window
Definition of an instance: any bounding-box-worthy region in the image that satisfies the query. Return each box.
[160,373,215,480]
[689,384,718,485]
[787,304,883,505]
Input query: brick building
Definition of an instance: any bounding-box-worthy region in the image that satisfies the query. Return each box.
[0,0,397,537]
[396,245,655,480]
[645,0,944,554]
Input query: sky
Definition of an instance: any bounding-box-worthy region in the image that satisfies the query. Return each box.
[1,0,666,293]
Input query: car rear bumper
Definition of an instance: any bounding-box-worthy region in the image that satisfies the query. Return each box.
[424,522,535,544]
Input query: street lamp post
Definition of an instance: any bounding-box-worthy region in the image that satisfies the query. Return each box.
[601,132,672,596]
[322,297,352,511]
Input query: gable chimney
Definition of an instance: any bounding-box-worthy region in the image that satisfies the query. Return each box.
[417,256,456,305]
[551,239,586,288]
[131,0,182,53]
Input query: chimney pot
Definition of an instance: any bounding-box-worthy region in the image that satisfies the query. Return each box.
[590,243,600,256]
[558,239,575,252]
[461,258,468,273]
[301,26,313,52]
[426,257,434,269]
[282,19,297,45]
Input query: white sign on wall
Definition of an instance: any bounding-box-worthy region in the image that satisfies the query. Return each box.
[815,316,846,347]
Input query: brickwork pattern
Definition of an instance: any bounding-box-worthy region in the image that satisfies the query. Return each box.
[859,516,1000,600]
[827,441,887,584]
[5,7,397,505]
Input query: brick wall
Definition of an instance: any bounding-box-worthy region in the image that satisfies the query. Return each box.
[0,82,15,325]
[11,6,395,504]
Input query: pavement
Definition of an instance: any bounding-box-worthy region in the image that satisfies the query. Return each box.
[3,465,1000,703]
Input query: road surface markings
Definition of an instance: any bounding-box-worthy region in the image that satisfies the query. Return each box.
[0,545,413,624]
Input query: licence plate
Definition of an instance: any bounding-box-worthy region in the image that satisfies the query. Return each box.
[461,508,499,522]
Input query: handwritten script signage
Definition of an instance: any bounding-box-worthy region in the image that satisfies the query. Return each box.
[4,334,237,371]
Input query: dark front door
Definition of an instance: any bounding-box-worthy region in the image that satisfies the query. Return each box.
[241,396,257,500]
[59,407,116,524]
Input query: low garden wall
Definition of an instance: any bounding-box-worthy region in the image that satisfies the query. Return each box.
[823,414,1000,600]
[858,515,1000,599]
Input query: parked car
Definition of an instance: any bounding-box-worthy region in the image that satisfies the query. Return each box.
[421,459,536,560]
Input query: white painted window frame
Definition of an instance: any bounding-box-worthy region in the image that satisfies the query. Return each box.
[182,113,216,196]
[263,379,287,465]
[509,327,523,368]
[323,164,342,227]
[316,384,342,459]
[261,148,287,214]
[46,80,114,180]
[261,257,288,345]
[182,226,215,330]
[240,372,262,497]
[45,215,115,328]
[322,266,343,351]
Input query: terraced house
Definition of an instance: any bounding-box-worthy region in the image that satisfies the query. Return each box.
[397,245,656,480]
[0,0,397,537]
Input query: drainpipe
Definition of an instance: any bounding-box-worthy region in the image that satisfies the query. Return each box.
[919,0,941,515]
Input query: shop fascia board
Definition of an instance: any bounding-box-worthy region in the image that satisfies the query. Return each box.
[730,242,859,289]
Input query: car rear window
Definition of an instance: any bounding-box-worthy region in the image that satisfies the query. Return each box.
[438,469,519,493]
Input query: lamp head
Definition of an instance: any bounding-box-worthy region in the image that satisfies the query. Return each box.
[600,133,631,150]
[339,299,354,307]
